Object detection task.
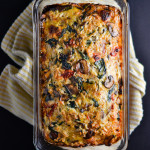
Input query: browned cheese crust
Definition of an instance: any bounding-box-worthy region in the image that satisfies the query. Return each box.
[40,3,123,147]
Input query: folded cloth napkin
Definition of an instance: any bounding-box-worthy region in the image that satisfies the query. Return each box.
[0,2,146,134]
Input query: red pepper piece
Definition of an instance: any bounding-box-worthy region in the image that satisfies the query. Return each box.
[62,70,74,79]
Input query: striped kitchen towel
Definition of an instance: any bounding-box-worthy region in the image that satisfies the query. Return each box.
[0,2,146,134]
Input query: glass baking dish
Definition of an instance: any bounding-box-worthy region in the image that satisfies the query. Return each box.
[33,0,129,149]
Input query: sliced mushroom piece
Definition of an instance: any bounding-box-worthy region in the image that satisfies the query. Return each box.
[49,129,58,140]
[49,25,58,34]
[76,59,89,74]
[104,75,114,89]
[104,135,114,146]
[69,76,77,85]
[108,24,118,37]
[53,90,60,97]
[106,106,112,115]
[101,110,105,119]
[100,9,110,21]
[85,130,95,139]
[65,84,79,95]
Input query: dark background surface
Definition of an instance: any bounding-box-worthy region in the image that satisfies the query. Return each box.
[0,0,149,149]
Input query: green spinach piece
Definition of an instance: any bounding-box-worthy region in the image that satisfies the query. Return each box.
[76,77,83,92]
[59,25,77,38]
[67,25,77,36]
[62,61,71,70]
[94,58,106,79]
[59,28,67,38]
[74,21,78,26]
[59,53,71,70]
[49,83,56,88]
[77,49,88,60]
[54,57,58,64]
[92,98,99,107]
[45,93,53,102]
[108,85,115,102]
[86,40,91,47]
[86,79,94,84]
[117,113,120,121]
[46,38,58,48]
[71,48,75,55]
[57,115,62,119]
[87,30,95,36]
[59,121,64,125]
[63,5,72,11]
[68,101,76,108]
[59,47,63,50]
[64,85,71,96]
[51,122,57,127]
[82,4,91,10]
[59,53,68,61]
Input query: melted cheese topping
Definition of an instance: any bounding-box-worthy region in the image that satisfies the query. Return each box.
[40,3,123,147]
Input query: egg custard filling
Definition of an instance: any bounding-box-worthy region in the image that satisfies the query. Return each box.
[40,3,123,147]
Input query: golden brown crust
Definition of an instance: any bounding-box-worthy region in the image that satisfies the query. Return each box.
[40,3,123,147]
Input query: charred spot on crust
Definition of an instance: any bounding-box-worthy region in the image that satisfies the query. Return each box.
[64,84,79,95]
[42,4,72,14]
[118,78,123,94]
[49,25,58,34]
[40,52,46,61]
[100,9,110,21]
[40,78,45,85]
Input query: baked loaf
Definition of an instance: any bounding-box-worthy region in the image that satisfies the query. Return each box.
[40,3,123,147]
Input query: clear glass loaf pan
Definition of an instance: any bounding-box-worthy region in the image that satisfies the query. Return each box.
[33,0,129,149]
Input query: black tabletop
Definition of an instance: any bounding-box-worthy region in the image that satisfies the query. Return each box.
[0,0,149,150]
